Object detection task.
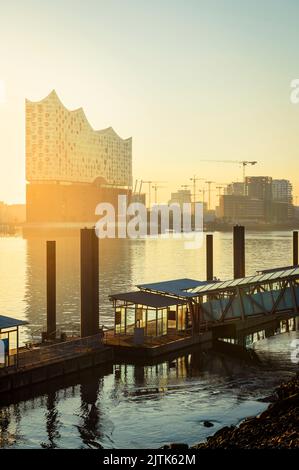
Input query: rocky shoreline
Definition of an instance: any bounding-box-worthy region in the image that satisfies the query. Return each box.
[163,374,299,450]
[193,373,299,449]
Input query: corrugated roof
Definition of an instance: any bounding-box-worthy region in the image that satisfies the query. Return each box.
[109,291,187,308]
[0,315,28,330]
[137,278,211,297]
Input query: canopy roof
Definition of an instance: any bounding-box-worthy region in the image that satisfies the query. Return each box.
[109,291,187,308]
[188,266,299,296]
[0,315,28,330]
[137,278,211,297]
[110,267,299,308]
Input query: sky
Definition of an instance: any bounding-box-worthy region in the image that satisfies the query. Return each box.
[1,0,299,206]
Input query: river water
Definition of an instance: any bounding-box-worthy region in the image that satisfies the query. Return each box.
[0,230,298,448]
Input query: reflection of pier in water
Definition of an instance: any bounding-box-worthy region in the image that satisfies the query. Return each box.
[0,364,113,449]
[218,316,298,346]
[0,321,297,448]
[111,315,299,400]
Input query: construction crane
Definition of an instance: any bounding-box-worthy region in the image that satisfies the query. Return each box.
[189,176,205,212]
[205,181,215,211]
[216,185,226,198]
[133,179,138,194]
[200,160,258,182]
[142,180,167,208]
[197,188,206,204]
[152,183,167,204]
[215,185,227,206]
[142,181,153,208]
[138,180,143,195]
[181,184,200,208]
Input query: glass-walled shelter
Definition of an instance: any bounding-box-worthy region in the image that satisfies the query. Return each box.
[0,315,28,368]
[109,291,189,337]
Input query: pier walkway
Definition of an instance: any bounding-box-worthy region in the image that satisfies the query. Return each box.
[110,266,299,341]
[0,333,113,393]
[183,265,299,332]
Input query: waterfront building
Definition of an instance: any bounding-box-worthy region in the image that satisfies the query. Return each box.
[26,90,132,223]
[245,176,273,200]
[272,179,293,219]
[218,194,265,222]
[0,202,26,224]
[168,189,192,208]
[218,178,292,223]
[272,179,293,203]
[225,182,245,196]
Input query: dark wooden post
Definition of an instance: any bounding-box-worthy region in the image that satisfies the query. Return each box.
[206,234,213,281]
[46,241,56,340]
[80,228,99,337]
[233,225,245,279]
[293,231,298,266]
[233,225,239,279]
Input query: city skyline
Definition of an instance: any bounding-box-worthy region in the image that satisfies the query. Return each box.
[1,0,299,206]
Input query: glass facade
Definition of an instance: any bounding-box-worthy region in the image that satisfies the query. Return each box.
[114,303,187,337]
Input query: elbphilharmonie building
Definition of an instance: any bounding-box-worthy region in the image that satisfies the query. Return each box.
[25,90,132,223]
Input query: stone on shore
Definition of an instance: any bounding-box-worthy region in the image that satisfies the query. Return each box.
[193,373,299,449]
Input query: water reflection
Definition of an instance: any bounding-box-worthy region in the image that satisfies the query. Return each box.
[76,381,103,449]
[8,229,296,344]
[0,231,298,447]
[0,329,298,448]
[23,234,133,339]
[41,392,61,448]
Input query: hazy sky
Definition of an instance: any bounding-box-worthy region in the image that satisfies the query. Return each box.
[1,0,299,205]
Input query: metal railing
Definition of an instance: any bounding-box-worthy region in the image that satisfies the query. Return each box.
[18,331,105,369]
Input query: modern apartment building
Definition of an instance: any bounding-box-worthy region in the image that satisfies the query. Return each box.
[245,176,273,200]
[272,179,293,220]
[218,176,293,223]
[272,179,293,203]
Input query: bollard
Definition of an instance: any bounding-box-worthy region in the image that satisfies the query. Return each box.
[206,234,213,281]
[293,231,298,266]
[46,241,56,340]
[80,228,99,337]
[233,225,245,279]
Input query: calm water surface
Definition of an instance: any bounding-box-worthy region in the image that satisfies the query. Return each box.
[0,230,298,448]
